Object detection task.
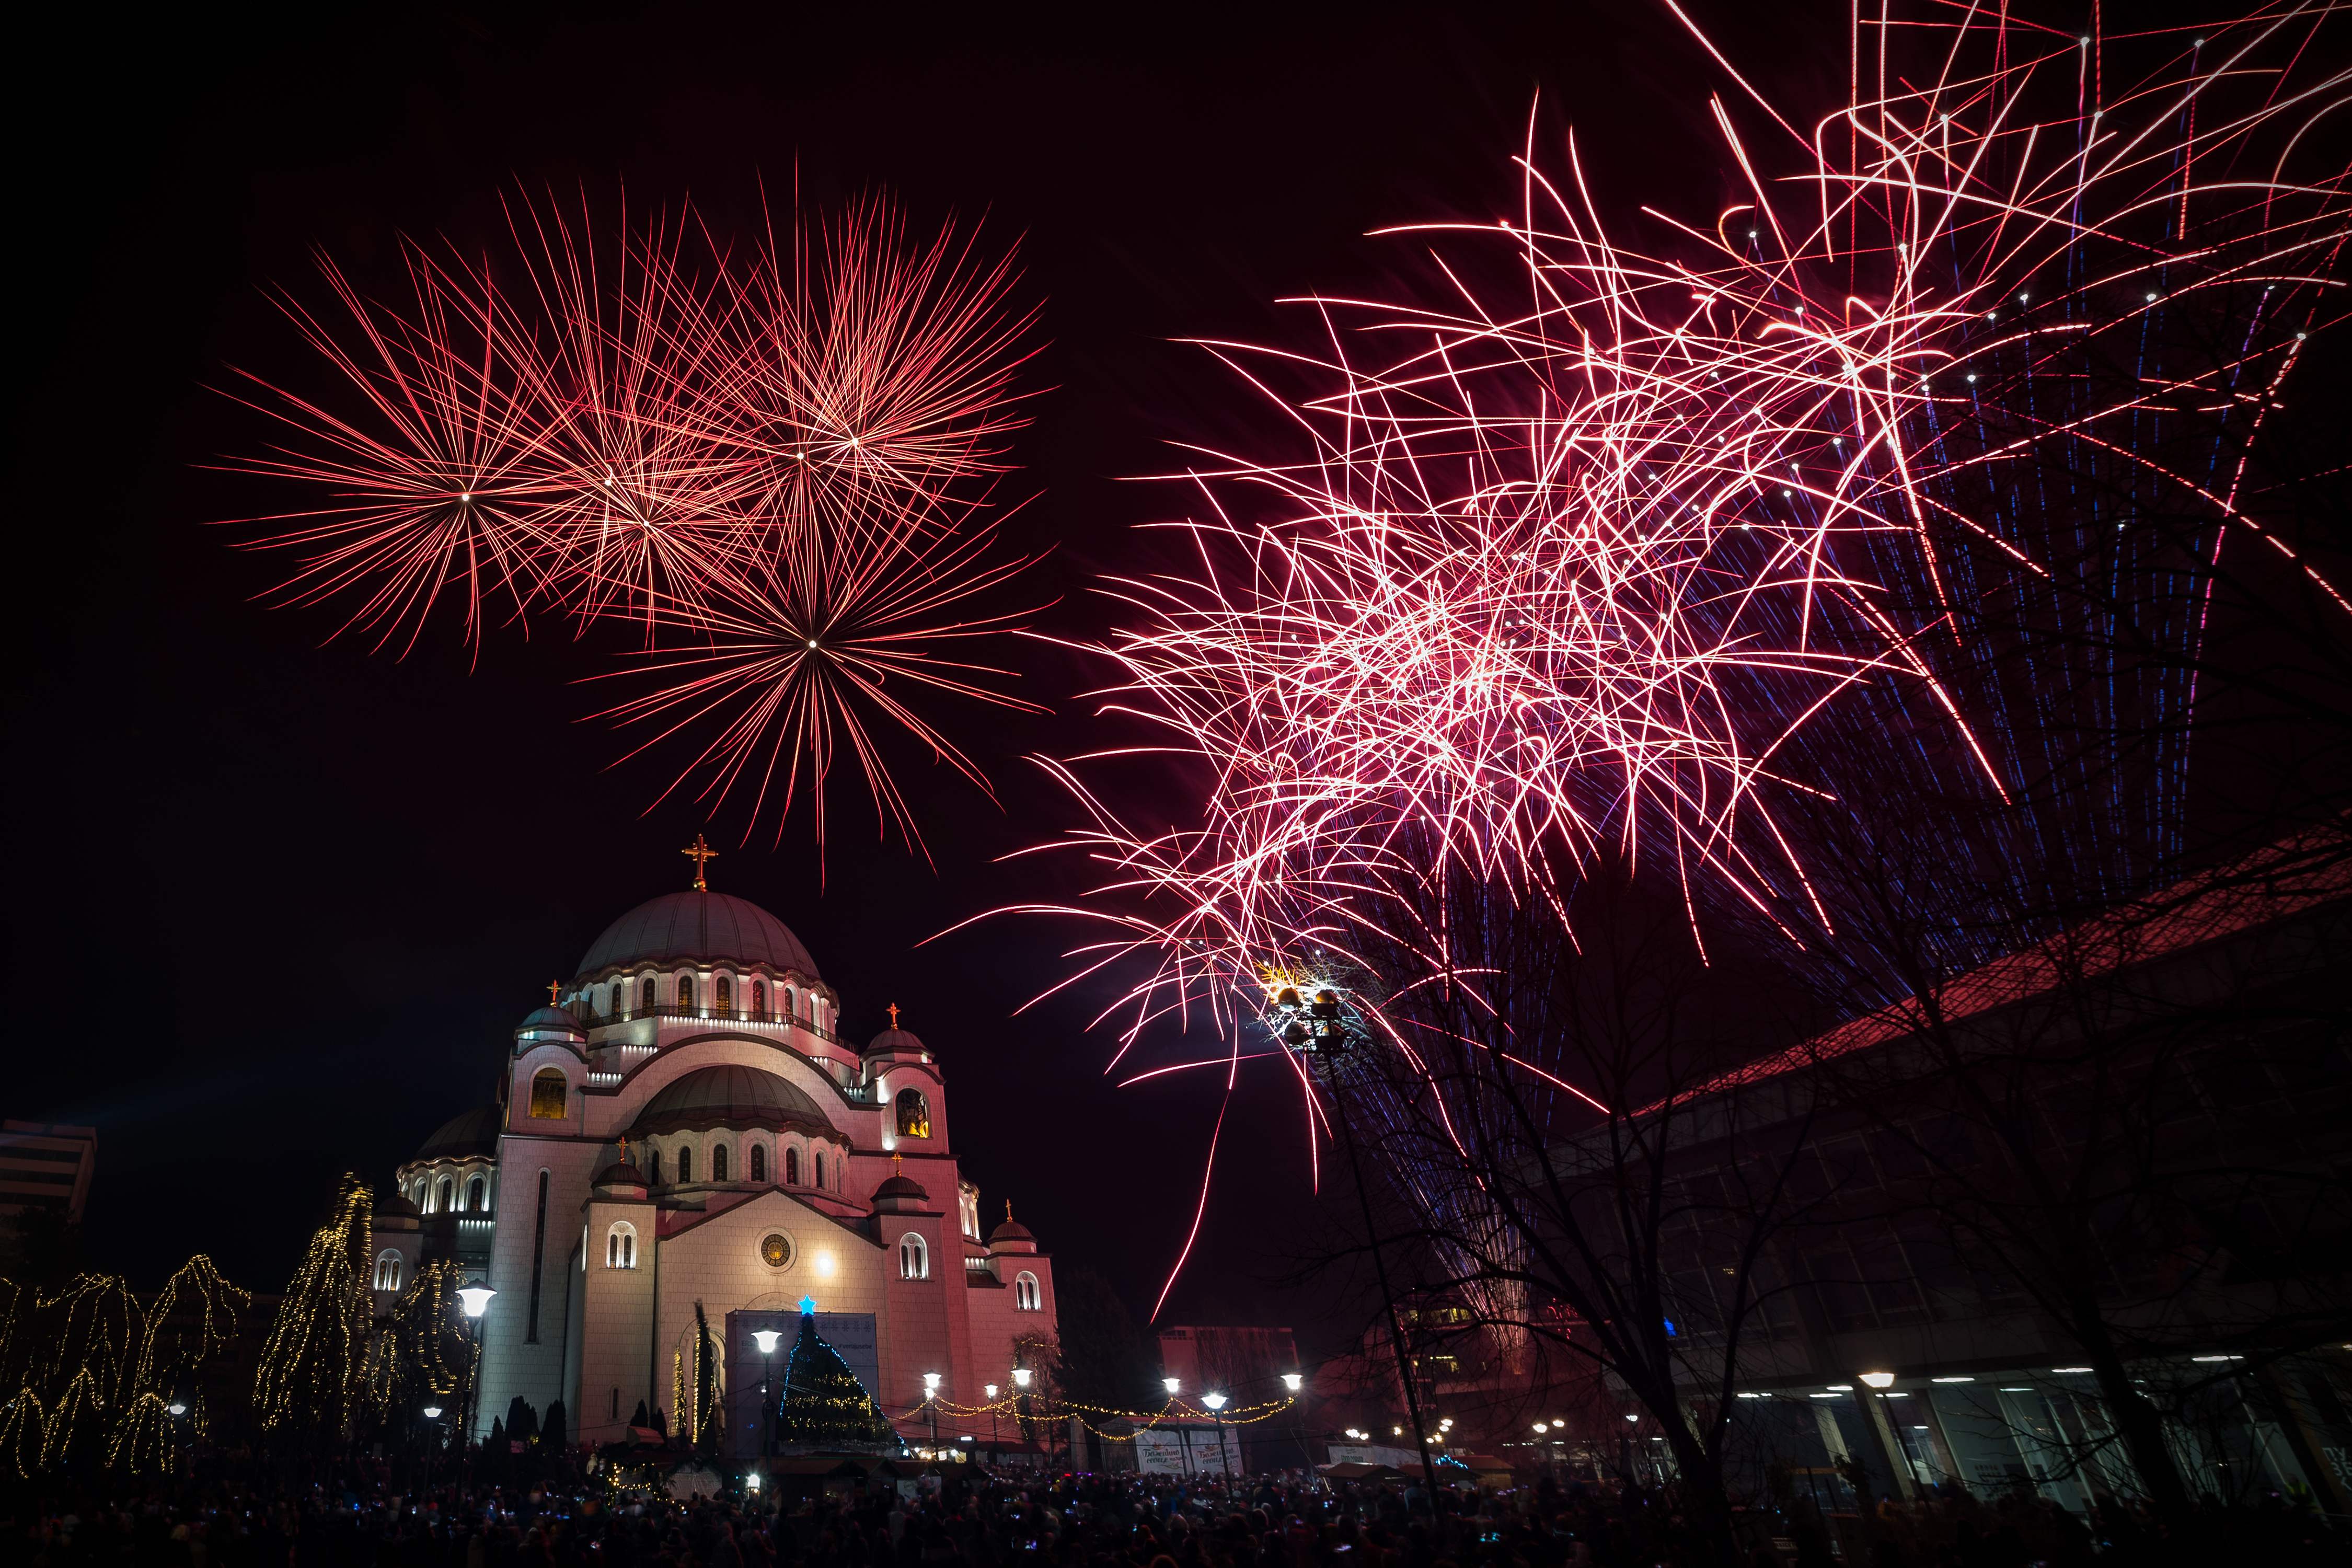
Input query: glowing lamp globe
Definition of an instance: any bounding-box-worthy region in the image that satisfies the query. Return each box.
[167,1402,188,1416]
[1012,1368,1032,1389]
[424,1405,444,1419]
[1202,1392,1228,1411]
[1860,1370,1897,1389]
[458,1286,496,1319]
[1282,1372,1304,1392]
[984,1383,999,1399]
[752,1330,783,1355]
[1162,1377,1181,1396]
[923,1371,941,1393]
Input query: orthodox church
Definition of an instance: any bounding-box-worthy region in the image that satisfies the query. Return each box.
[369,844,1056,1451]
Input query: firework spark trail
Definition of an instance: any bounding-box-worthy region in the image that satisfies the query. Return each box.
[216,191,1043,854]
[1009,4,2352,1304]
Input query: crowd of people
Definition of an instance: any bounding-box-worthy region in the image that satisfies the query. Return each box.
[2,1451,2343,1568]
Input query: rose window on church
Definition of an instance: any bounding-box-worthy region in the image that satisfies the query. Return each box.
[760,1232,793,1270]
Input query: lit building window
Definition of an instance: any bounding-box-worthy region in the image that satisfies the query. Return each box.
[1014,1272,1041,1311]
[677,973,696,1010]
[436,1177,453,1212]
[895,1089,931,1140]
[715,974,733,1014]
[606,1222,638,1269]
[900,1233,929,1280]
[464,1174,487,1213]
[529,1068,568,1120]
[751,1144,767,1183]
[751,981,766,1019]
[785,1147,800,1185]
[374,1250,402,1292]
[712,1143,730,1182]
[639,972,657,1011]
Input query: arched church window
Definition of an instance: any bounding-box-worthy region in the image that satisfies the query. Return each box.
[1014,1272,1041,1311]
[785,1147,800,1185]
[751,981,766,1019]
[465,1175,487,1212]
[639,972,657,1012]
[436,1177,453,1212]
[677,973,696,1010]
[715,974,733,1015]
[645,1149,662,1184]
[750,1145,767,1183]
[899,1233,929,1280]
[374,1250,402,1292]
[606,1221,637,1269]
[895,1088,931,1140]
[813,1150,825,1189]
[712,1143,730,1182]
[529,1068,568,1120]
[783,987,797,1024]
[677,1146,694,1183]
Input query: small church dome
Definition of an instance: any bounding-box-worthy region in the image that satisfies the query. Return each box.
[864,1027,925,1056]
[413,1106,500,1164]
[631,1064,836,1136]
[987,1215,1034,1246]
[577,891,820,980]
[517,1005,583,1037]
[593,1161,649,1190]
[871,1173,929,1212]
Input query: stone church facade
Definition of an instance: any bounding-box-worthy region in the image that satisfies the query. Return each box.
[369,878,1055,1450]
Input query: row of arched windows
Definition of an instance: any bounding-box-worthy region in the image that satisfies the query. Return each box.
[580,972,832,1029]
[408,1171,491,1214]
[639,1136,840,1192]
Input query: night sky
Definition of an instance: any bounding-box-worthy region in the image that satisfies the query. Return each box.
[5,2,1832,1342]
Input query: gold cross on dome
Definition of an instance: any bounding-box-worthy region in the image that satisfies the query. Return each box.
[886,1002,901,1030]
[547,980,563,1006]
[682,833,719,891]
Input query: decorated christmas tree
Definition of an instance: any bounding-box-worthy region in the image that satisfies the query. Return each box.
[774,1301,895,1448]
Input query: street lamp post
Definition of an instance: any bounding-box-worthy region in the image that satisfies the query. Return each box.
[1012,1365,1032,1469]
[923,1371,942,1460]
[1282,1373,1306,1473]
[456,1286,495,1448]
[1204,1392,1231,1478]
[752,1328,783,1458]
[1161,1378,1192,1475]
[984,1384,999,1464]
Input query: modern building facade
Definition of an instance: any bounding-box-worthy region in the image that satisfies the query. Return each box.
[373,874,1056,1451]
[0,1121,96,1229]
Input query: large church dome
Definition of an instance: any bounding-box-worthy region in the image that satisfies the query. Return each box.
[576,891,819,981]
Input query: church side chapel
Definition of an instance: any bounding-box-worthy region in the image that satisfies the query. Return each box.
[371,839,1056,1452]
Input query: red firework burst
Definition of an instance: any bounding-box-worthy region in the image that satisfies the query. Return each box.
[215,189,1043,853]
[997,3,2352,1302]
